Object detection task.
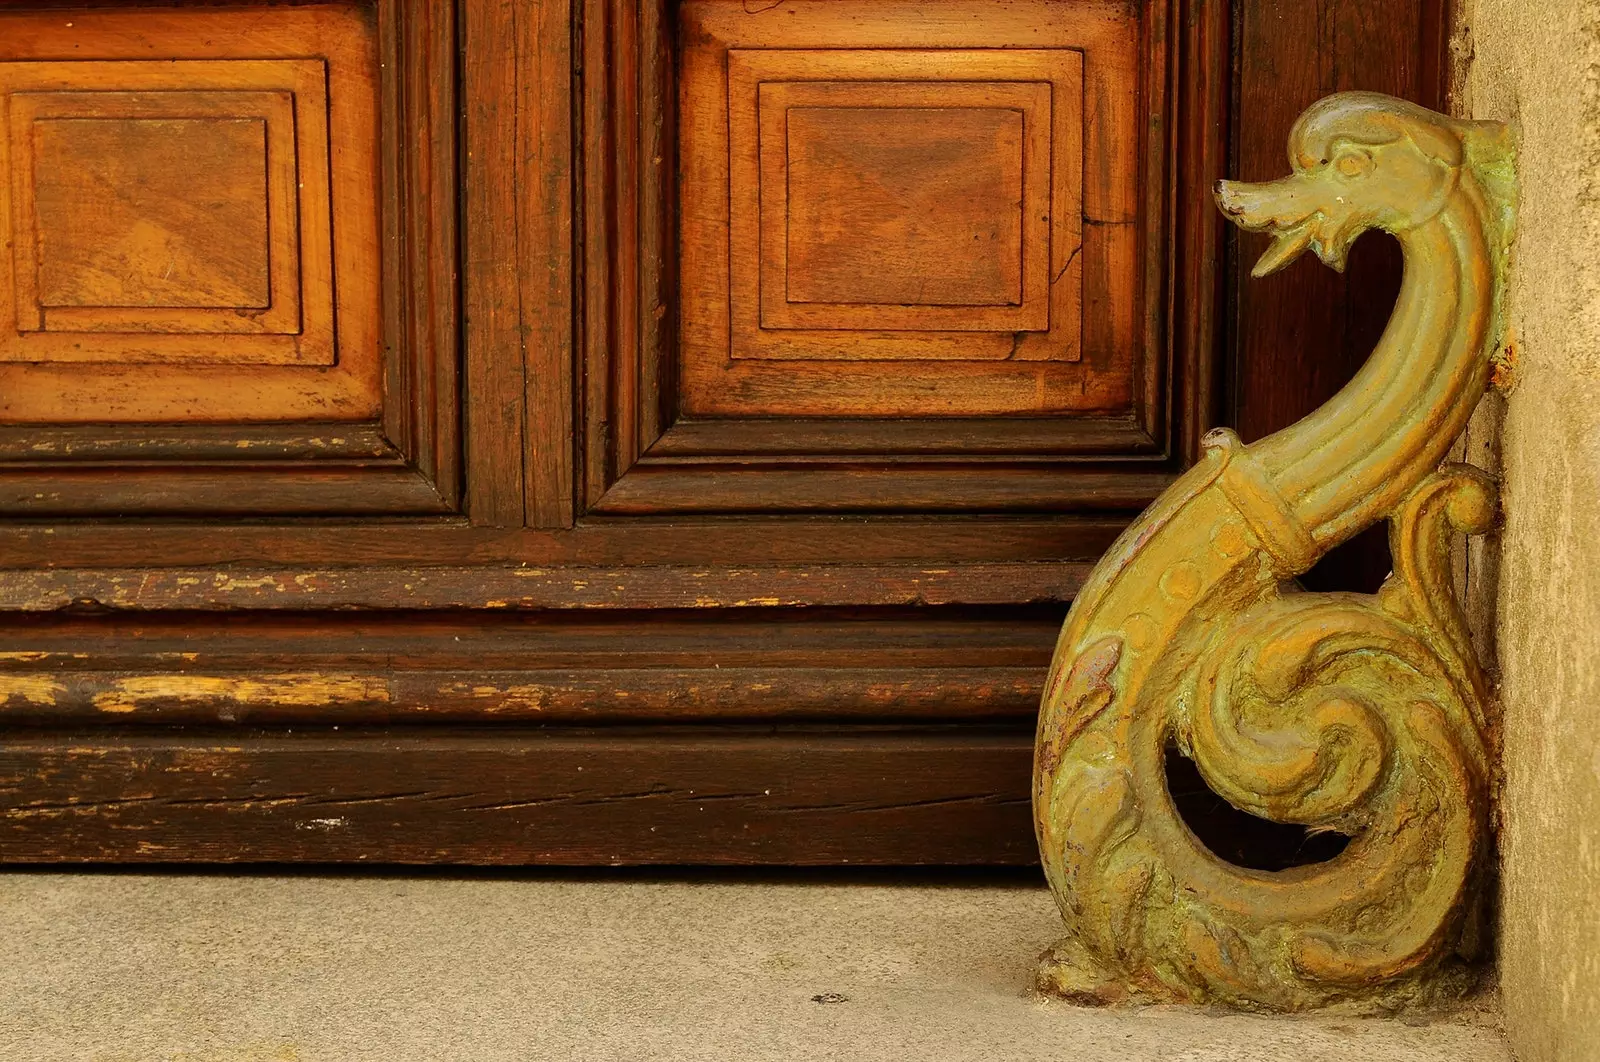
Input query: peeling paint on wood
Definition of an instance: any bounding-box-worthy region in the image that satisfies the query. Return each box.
[0,675,64,706]
[0,563,1091,612]
[0,666,1046,725]
[89,674,391,715]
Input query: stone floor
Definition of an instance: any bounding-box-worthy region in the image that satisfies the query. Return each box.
[0,870,1513,1062]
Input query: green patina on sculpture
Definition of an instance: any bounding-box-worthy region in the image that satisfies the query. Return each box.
[1033,92,1516,1011]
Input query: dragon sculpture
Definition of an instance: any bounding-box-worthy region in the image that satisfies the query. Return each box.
[1033,92,1515,1011]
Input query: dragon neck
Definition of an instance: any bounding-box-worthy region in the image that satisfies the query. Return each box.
[1248,166,1506,550]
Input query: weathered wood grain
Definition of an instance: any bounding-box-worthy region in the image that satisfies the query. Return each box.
[0,601,1061,725]
[0,466,452,517]
[0,667,1046,726]
[462,0,531,526]
[591,467,1176,515]
[0,517,1128,570]
[380,0,462,507]
[519,0,577,527]
[0,562,1092,611]
[0,728,1037,865]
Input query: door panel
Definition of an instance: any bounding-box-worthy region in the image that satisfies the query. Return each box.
[601,0,1192,517]
[688,44,1094,388]
[0,3,454,517]
[0,0,1447,864]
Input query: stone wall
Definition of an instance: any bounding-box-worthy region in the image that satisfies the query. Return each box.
[1465,2,1600,1059]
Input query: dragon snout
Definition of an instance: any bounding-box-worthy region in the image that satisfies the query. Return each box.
[1214,176,1319,232]
[1214,179,1271,222]
[1215,174,1354,277]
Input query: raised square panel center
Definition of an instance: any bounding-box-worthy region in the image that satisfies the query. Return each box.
[33,116,270,309]
[784,105,1024,308]
[701,45,1086,382]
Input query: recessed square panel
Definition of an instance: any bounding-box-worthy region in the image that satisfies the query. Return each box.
[0,2,382,424]
[787,105,1023,308]
[33,116,271,311]
[783,100,1026,310]
[582,0,1202,523]
[14,89,305,342]
[724,49,1076,362]
[0,1,456,519]
[755,78,1053,338]
[678,3,1147,421]
[2,64,331,365]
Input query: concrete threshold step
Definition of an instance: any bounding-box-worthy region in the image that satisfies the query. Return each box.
[0,870,1511,1062]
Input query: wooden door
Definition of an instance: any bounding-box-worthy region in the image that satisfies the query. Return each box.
[0,0,1447,864]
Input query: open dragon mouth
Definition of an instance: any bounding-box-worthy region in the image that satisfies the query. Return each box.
[1215,177,1356,277]
[1248,223,1316,277]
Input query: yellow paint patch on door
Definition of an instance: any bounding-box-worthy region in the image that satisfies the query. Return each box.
[91,673,390,713]
[0,674,65,705]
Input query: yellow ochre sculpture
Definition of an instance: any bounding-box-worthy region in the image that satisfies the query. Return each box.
[1034,92,1515,1011]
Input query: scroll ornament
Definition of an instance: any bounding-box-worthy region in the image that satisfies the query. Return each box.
[1033,92,1515,1011]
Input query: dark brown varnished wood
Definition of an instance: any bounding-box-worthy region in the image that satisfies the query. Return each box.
[0,518,1128,571]
[381,0,463,509]
[0,563,1092,611]
[462,0,534,527]
[0,728,1037,865]
[0,466,454,518]
[0,607,1061,725]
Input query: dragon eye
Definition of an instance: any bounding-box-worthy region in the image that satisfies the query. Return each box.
[1335,150,1374,178]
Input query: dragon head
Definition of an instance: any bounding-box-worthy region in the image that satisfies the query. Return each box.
[1216,92,1481,277]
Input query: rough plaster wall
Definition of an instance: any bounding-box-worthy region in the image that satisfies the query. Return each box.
[1465,1,1600,1059]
